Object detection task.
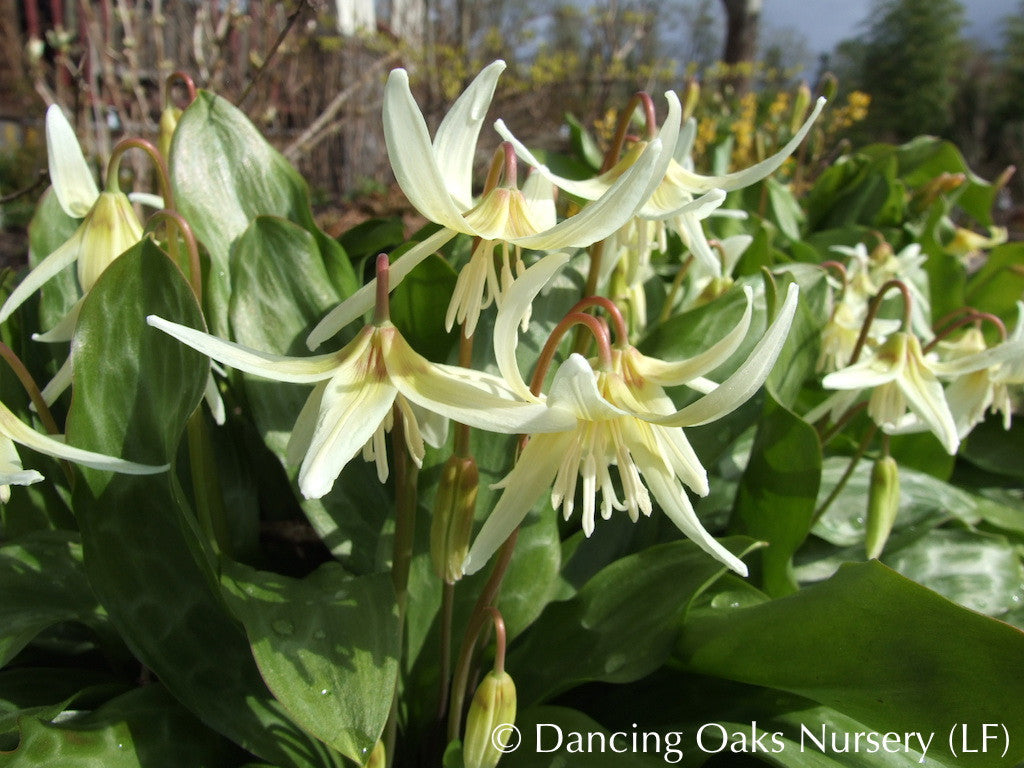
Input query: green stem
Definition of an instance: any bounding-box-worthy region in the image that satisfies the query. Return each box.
[145,210,203,302]
[105,137,174,209]
[812,425,877,525]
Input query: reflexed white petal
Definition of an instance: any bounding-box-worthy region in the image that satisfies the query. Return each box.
[384,330,576,434]
[931,340,1024,378]
[287,382,327,467]
[668,97,826,193]
[407,399,449,448]
[126,192,165,209]
[463,432,572,575]
[1,436,45,489]
[493,252,571,399]
[642,460,747,575]
[899,357,959,454]
[433,60,505,208]
[0,230,82,323]
[673,209,721,276]
[40,356,73,406]
[204,372,226,426]
[306,228,456,350]
[513,137,666,250]
[46,104,99,218]
[643,186,725,223]
[673,118,697,165]
[652,283,799,427]
[0,400,167,475]
[147,315,343,382]
[298,373,397,499]
[632,286,754,385]
[383,69,474,230]
[521,172,557,231]
[32,298,84,343]
[822,357,900,391]
[547,355,627,421]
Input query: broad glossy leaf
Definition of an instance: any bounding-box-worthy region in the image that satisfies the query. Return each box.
[0,668,127,741]
[960,416,1024,481]
[884,529,1023,617]
[765,177,804,242]
[221,562,400,763]
[171,91,355,335]
[0,531,108,667]
[337,217,406,265]
[678,560,1024,767]
[228,216,390,572]
[732,394,821,597]
[766,270,828,407]
[965,243,1024,323]
[509,537,760,706]
[1,684,236,768]
[66,243,341,767]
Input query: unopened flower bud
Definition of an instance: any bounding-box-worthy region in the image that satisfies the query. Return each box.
[76,191,144,292]
[865,455,900,559]
[158,105,182,161]
[430,455,479,583]
[696,276,734,306]
[464,669,517,768]
[362,739,384,768]
[791,81,812,134]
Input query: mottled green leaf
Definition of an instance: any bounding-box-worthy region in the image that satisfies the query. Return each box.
[221,562,400,763]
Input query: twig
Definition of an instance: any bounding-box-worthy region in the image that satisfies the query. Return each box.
[238,0,314,107]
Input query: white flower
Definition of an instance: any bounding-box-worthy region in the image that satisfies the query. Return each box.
[822,332,959,453]
[147,312,574,500]
[462,255,799,577]
[0,398,167,502]
[305,60,676,348]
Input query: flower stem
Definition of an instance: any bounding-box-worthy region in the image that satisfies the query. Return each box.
[145,210,202,302]
[165,70,196,106]
[848,279,913,365]
[812,425,877,524]
[105,137,174,209]
[568,296,629,347]
[535,312,613,393]
[0,343,61,437]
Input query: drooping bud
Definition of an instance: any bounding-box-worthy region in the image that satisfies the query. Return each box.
[361,739,385,768]
[865,455,900,559]
[158,105,182,161]
[76,191,145,292]
[463,669,517,768]
[431,455,479,583]
[791,81,812,134]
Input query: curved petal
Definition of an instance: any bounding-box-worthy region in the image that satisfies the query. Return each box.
[651,283,799,427]
[641,459,748,575]
[642,186,725,222]
[632,287,754,385]
[822,356,900,391]
[547,354,627,421]
[286,382,327,467]
[298,374,397,499]
[433,60,506,209]
[147,315,344,382]
[46,104,99,218]
[40,356,73,406]
[495,119,612,201]
[899,358,959,454]
[521,171,557,231]
[32,298,84,343]
[0,230,82,324]
[383,69,474,231]
[306,228,456,350]
[512,138,665,249]
[673,117,698,165]
[462,432,571,575]
[931,339,1024,378]
[666,97,826,193]
[383,330,576,434]
[203,372,226,426]
[0,401,167,475]
[126,191,165,209]
[493,252,570,400]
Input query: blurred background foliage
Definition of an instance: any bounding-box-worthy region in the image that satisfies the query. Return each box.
[0,0,1022,260]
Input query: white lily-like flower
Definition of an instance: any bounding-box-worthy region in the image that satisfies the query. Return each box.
[821,331,960,453]
[0,398,167,502]
[148,260,575,498]
[306,60,675,348]
[497,97,826,277]
[462,255,799,577]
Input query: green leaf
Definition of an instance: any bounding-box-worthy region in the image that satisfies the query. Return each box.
[228,216,390,573]
[765,177,805,241]
[221,562,400,763]
[26,188,81,338]
[1,684,237,768]
[965,242,1024,323]
[960,416,1024,481]
[732,393,822,597]
[0,531,109,667]
[337,218,406,264]
[509,537,760,706]
[565,113,604,171]
[65,243,341,768]
[767,270,828,407]
[171,90,355,335]
[678,560,1024,767]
